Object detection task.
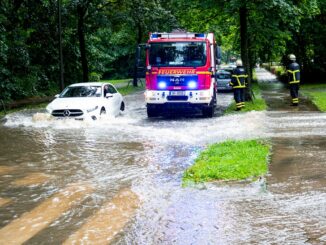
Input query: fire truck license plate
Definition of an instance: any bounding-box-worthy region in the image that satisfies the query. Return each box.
[170,91,185,96]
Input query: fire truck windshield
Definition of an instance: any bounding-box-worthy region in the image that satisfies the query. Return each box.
[149,42,207,67]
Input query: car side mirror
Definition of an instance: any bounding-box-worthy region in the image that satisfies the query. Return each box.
[54,94,60,98]
[105,93,113,98]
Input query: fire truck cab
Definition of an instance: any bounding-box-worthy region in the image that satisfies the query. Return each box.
[144,32,219,117]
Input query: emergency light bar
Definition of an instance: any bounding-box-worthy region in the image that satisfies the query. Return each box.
[150,32,206,40]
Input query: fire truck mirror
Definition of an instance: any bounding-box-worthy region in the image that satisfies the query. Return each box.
[217,58,222,65]
[216,46,222,65]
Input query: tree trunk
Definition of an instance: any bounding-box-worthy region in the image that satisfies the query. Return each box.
[133,22,143,87]
[58,0,64,91]
[77,5,89,82]
[239,6,252,101]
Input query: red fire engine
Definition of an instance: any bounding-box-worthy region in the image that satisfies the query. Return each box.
[144,32,219,117]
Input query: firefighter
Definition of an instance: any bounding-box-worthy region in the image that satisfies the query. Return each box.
[229,59,248,111]
[287,54,301,106]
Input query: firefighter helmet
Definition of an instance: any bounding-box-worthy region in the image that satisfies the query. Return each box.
[288,54,296,61]
[236,59,243,66]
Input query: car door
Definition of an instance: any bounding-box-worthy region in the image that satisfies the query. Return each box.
[104,84,121,115]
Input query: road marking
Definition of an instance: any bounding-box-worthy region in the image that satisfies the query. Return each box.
[0,183,93,245]
[11,172,53,187]
[0,198,11,207]
[0,166,16,175]
[63,188,139,245]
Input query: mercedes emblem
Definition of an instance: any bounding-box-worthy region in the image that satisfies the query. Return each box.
[63,109,70,117]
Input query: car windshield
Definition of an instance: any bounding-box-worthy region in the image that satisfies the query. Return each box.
[217,73,231,79]
[60,86,102,98]
[149,42,207,67]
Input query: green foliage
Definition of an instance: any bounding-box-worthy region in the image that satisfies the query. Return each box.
[183,140,271,185]
[89,72,101,82]
[0,0,325,102]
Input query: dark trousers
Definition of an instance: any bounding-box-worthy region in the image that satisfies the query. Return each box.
[290,84,299,104]
[234,88,245,109]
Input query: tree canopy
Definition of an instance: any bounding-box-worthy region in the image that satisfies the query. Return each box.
[0,0,325,101]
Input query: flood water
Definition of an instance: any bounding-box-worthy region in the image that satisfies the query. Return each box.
[0,69,325,244]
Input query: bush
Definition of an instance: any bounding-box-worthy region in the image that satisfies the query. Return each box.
[89,72,102,82]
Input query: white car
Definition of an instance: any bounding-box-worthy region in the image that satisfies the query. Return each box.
[46,82,125,120]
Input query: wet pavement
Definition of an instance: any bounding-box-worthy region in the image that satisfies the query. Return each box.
[0,69,325,244]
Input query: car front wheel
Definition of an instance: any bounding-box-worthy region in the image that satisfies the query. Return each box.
[120,101,125,111]
[100,107,106,115]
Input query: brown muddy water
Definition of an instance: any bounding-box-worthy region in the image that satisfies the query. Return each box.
[0,69,325,244]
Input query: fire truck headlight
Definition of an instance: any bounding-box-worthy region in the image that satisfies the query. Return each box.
[158,81,167,89]
[146,91,155,98]
[200,91,211,97]
[188,81,197,89]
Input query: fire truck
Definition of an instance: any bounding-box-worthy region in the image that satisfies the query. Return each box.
[143,32,220,117]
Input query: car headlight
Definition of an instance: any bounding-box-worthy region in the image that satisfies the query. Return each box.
[87,106,98,113]
[46,105,53,113]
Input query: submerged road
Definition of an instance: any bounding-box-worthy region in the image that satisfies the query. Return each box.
[0,69,325,244]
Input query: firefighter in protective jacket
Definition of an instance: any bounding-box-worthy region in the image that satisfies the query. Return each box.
[287,54,300,106]
[229,59,248,110]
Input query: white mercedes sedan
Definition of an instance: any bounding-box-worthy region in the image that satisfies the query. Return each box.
[46,82,125,120]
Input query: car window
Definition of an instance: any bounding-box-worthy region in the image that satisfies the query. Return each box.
[108,85,117,94]
[103,84,117,96]
[217,73,231,79]
[60,86,102,98]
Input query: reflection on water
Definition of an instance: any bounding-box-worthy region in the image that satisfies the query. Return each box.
[1,79,326,244]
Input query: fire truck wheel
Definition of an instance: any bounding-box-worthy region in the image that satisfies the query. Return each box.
[147,106,159,118]
[202,105,214,118]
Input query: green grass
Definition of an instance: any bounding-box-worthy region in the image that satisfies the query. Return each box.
[224,83,267,114]
[100,78,131,85]
[301,84,326,111]
[183,139,271,185]
[118,84,145,95]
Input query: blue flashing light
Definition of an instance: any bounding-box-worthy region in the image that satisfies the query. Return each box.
[195,33,205,38]
[151,33,160,39]
[158,81,167,89]
[188,81,197,89]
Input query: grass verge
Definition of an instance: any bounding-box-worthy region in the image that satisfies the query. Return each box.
[301,84,326,112]
[182,139,271,186]
[119,84,145,95]
[224,83,267,114]
[100,79,131,85]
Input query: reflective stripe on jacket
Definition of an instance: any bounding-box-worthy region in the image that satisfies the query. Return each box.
[230,67,248,88]
[287,62,300,84]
